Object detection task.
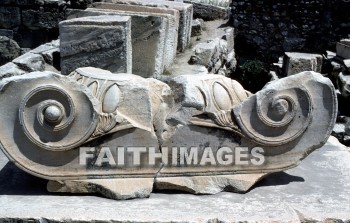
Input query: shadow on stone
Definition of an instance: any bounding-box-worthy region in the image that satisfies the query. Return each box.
[0,162,49,196]
[252,171,305,189]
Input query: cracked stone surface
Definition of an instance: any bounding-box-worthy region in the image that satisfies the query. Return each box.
[0,136,349,222]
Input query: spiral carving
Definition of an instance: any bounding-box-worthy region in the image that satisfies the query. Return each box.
[234,87,313,146]
[18,78,99,151]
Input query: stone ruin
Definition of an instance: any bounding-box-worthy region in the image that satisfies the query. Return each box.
[0,0,338,200]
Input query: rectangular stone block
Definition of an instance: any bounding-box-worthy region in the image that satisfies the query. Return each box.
[0,7,21,29]
[336,39,350,59]
[283,52,323,76]
[100,0,193,52]
[92,3,180,72]
[59,15,132,75]
[180,0,228,20]
[68,9,167,78]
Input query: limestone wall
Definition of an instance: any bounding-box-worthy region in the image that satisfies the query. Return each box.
[231,0,350,63]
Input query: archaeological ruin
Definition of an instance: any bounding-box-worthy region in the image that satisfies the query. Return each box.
[0,0,349,222]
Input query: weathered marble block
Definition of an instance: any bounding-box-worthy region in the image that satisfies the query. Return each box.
[92,3,180,72]
[67,7,176,78]
[0,67,337,200]
[180,0,229,20]
[59,15,132,75]
[283,52,323,76]
[100,0,193,52]
[336,39,350,59]
[338,72,350,99]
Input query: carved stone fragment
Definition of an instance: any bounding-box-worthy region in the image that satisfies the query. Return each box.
[0,67,337,200]
[59,15,132,75]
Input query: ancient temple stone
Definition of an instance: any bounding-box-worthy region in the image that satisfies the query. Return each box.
[283,52,323,76]
[337,39,350,59]
[100,0,193,52]
[88,4,179,77]
[0,67,337,200]
[59,15,132,75]
[180,0,229,20]
[92,3,179,71]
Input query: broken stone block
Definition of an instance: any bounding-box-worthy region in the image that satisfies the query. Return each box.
[88,4,179,77]
[92,3,180,71]
[343,59,350,73]
[190,38,227,72]
[336,39,350,59]
[0,7,21,29]
[191,18,204,37]
[338,72,350,99]
[181,0,228,20]
[31,40,60,65]
[59,15,132,75]
[283,52,323,76]
[12,52,45,72]
[0,62,26,79]
[0,36,21,66]
[69,9,167,78]
[101,0,193,52]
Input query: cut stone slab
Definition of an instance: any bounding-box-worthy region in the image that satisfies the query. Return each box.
[0,136,349,222]
[92,3,179,71]
[338,72,350,99]
[59,15,132,75]
[337,39,350,59]
[67,9,170,78]
[12,52,45,72]
[89,4,179,77]
[283,52,323,76]
[0,62,26,79]
[101,0,193,52]
[181,0,229,20]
